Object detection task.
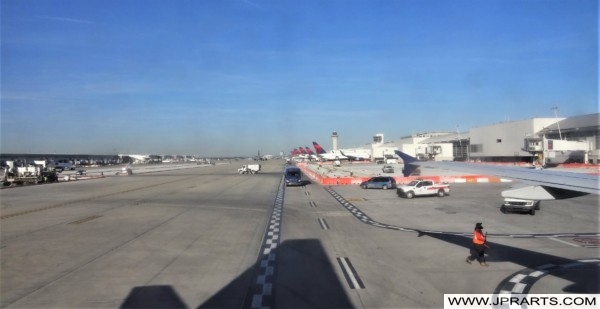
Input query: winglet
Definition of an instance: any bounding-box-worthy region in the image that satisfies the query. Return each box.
[395,150,419,177]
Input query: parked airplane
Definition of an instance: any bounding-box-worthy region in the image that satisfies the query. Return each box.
[312,141,348,161]
[396,151,599,200]
[339,149,370,161]
[304,146,319,161]
[289,148,309,161]
[118,154,150,164]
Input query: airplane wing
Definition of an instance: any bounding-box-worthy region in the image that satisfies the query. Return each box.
[395,151,599,200]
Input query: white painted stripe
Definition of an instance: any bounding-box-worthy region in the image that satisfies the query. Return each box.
[265,266,274,276]
[318,218,329,230]
[509,274,527,283]
[262,283,273,295]
[251,295,263,308]
[339,258,360,289]
[579,259,600,263]
[257,275,266,284]
[512,282,527,293]
[550,237,580,247]
[529,270,546,278]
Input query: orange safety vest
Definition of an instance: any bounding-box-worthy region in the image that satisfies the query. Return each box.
[472,229,485,245]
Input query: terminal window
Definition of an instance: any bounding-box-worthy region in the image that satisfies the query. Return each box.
[470,144,483,153]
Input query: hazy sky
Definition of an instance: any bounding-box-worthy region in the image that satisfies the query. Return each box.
[1,0,597,156]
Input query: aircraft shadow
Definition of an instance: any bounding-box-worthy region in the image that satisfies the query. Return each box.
[120,285,187,308]
[419,232,599,294]
[120,239,353,309]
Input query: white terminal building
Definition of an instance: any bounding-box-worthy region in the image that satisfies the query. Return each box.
[343,113,599,165]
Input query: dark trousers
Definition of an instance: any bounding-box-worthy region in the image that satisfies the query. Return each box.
[467,244,486,263]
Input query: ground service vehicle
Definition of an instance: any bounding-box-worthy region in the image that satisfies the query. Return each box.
[284,166,303,186]
[360,176,397,190]
[4,164,59,185]
[397,179,450,198]
[238,164,261,174]
[117,164,133,175]
[501,198,540,215]
[382,165,394,173]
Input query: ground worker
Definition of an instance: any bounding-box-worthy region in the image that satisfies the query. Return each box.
[466,222,489,267]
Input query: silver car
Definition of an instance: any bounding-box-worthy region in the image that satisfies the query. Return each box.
[382,165,394,173]
[360,176,397,190]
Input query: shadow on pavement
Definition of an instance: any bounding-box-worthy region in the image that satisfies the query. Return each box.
[420,231,599,293]
[120,285,187,309]
[120,239,353,309]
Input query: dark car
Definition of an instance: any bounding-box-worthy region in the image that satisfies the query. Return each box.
[360,176,397,190]
[284,166,303,186]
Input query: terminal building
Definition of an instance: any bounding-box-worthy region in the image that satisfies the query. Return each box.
[365,113,599,165]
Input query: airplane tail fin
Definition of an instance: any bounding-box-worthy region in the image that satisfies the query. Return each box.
[312,141,326,154]
[395,151,419,177]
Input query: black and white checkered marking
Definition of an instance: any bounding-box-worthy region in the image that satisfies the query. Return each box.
[249,176,285,309]
[494,258,600,296]
[325,186,600,238]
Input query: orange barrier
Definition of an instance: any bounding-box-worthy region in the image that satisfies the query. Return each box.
[297,161,599,185]
[296,163,511,186]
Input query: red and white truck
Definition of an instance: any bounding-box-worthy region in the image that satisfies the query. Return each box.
[396,179,450,198]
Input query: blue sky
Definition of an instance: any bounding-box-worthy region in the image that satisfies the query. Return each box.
[1,0,597,156]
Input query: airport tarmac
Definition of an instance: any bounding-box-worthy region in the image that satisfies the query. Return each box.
[1,160,598,308]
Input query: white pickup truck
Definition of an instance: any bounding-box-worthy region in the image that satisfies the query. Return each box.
[501,198,540,215]
[396,179,450,198]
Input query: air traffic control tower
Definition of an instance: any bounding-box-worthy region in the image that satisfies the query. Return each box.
[373,133,384,145]
[332,131,339,151]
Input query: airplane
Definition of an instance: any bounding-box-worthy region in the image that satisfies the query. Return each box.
[289,148,310,162]
[304,146,319,161]
[395,150,599,200]
[312,141,348,161]
[339,149,370,161]
[118,154,150,164]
